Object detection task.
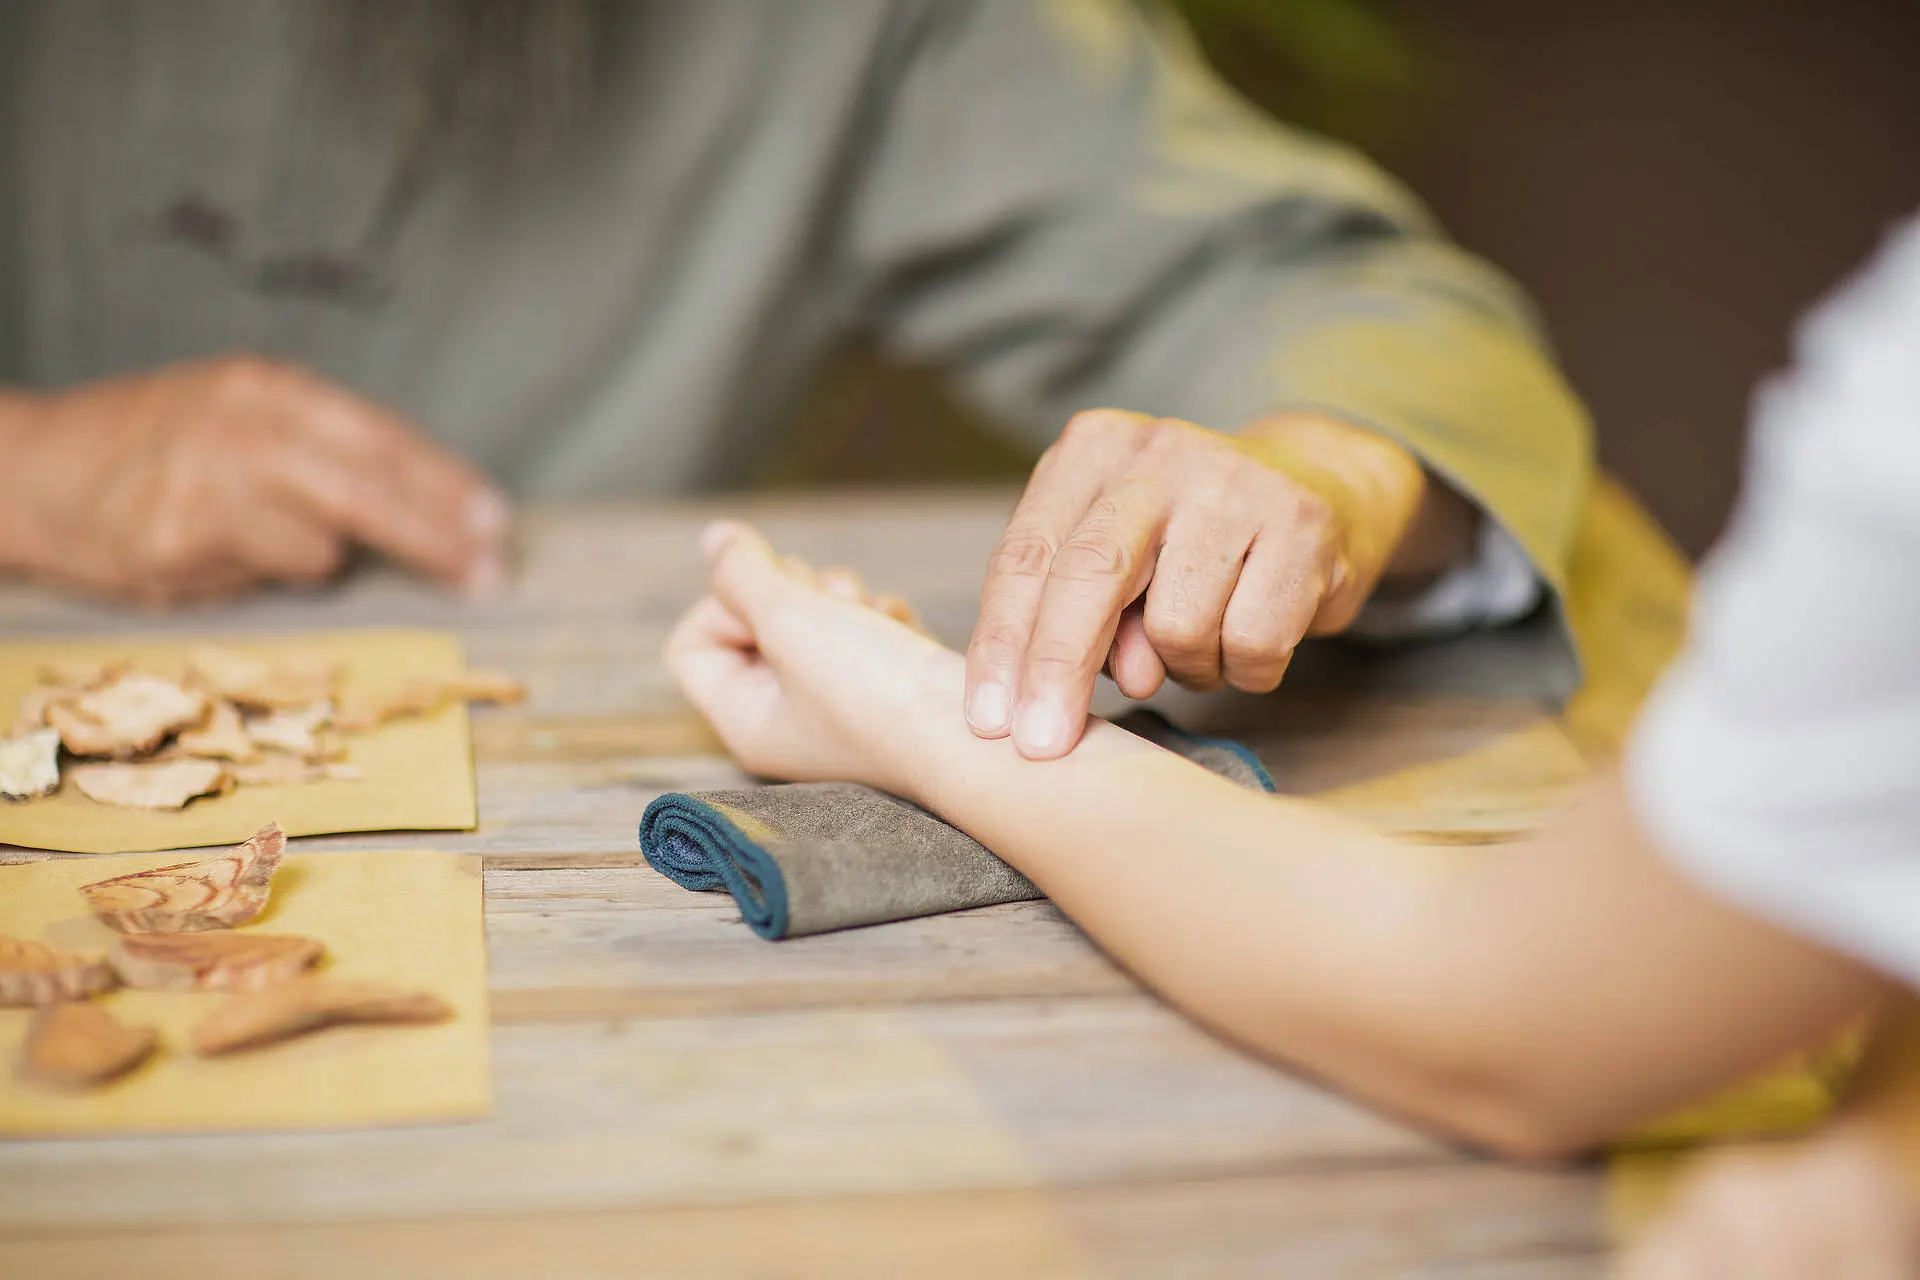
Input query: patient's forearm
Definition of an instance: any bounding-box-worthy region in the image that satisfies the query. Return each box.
[902,713,1882,1158]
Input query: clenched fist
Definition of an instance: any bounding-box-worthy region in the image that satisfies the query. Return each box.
[965,409,1475,759]
[0,357,508,605]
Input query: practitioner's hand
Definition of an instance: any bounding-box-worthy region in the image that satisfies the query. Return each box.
[966,410,1464,760]
[666,521,963,800]
[0,356,509,605]
[1618,1126,1917,1280]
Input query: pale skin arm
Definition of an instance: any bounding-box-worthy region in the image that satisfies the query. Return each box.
[671,524,1885,1162]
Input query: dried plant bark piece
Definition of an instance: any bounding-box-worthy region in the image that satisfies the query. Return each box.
[188,645,339,711]
[79,822,284,933]
[69,759,231,811]
[110,931,324,992]
[0,728,61,802]
[47,674,208,758]
[229,756,363,787]
[334,669,525,733]
[190,977,452,1056]
[11,686,77,737]
[332,684,440,734]
[38,658,132,691]
[244,703,332,756]
[21,1001,158,1088]
[0,937,118,1006]
[173,699,260,762]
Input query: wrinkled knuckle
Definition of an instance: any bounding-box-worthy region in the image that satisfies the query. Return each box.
[1138,417,1190,457]
[1144,610,1214,658]
[1290,488,1337,538]
[987,533,1056,582]
[1024,637,1090,679]
[968,626,1022,665]
[1060,408,1133,449]
[1051,533,1130,584]
[1059,410,1106,446]
[1220,620,1282,660]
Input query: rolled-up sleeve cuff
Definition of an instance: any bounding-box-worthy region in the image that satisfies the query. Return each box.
[1348,518,1544,642]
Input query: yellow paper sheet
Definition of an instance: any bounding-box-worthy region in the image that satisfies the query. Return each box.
[0,848,489,1135]
[0,630,477,853]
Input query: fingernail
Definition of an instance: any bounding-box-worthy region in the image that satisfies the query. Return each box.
[966,681,1012,734]
[463,555,506,600]
[700,521,742,563]
[467,489,511,542]
[1013,697,1070,757]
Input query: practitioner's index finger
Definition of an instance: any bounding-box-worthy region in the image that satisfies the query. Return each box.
[1010,483,1163,759]
[965,453,1106,736]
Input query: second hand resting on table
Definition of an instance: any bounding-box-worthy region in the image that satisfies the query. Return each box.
[669,521,1883,1161]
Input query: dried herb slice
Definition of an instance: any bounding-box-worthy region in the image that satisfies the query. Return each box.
[21,1002,158,1088]
[0,936,118,1006]
[0,728,60,802]
[69,759,231,811]
[79,822,284,933]
[110,931,324,992]
[191,977,451,1056]
[48,674,208,759]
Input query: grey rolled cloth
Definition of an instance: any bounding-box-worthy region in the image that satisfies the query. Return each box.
[638,711,1276,940]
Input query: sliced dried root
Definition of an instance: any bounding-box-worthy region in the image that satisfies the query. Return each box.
[110,931,324,993]
[229,757,363,787]
[191,977,451,1056]
[48,674,208,759]
[10,686,78,738]
[0,936,118,1006]
[0,728,61,802]
[173,699,260,762]
[243,703,333,758]
[333,669,525,733]
[79,822,284,934]
[21,1001,159,1089]
[38,659,132,692]
[68,759,231,811]
[188,645,339,711]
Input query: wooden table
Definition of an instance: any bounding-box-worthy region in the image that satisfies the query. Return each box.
[0,484,1689,1279]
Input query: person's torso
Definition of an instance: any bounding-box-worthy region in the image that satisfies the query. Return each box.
[0,0,894,496]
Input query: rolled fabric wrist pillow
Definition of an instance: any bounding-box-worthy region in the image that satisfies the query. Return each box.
[638,711,1276,940]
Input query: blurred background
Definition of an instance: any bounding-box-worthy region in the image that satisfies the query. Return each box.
[762,0,1920,559]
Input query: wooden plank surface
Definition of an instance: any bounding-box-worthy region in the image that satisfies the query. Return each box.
[0,483,1688,1277]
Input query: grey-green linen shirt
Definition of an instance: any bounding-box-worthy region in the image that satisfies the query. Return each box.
[0,0,1591,616]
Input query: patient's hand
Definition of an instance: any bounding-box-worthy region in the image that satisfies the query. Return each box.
[665,522,964,800]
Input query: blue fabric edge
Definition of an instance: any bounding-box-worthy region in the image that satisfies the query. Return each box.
[1181,732,1278,794]
[638,793,791,940]
[1115,708,1278,794]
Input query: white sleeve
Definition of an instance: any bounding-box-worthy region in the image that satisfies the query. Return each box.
[1347,518,1545,642]
[1623,212,1920,988]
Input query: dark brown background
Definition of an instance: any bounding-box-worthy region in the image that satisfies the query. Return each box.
[769,0,1920,559]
